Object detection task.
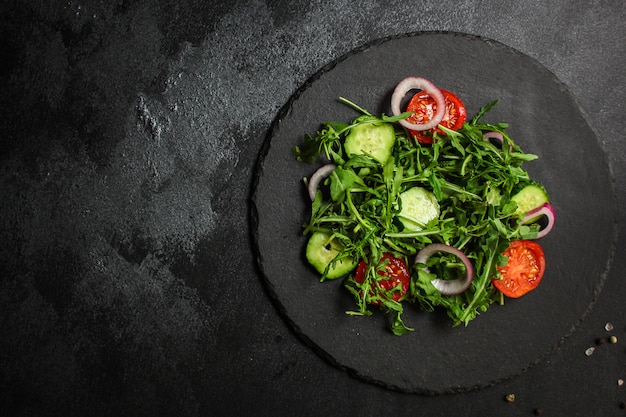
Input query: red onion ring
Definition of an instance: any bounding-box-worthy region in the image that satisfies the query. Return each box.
[414,243,474,295]
[482,131,513,151]
[307,164,336,201]
[391,76,446,131]
[522,203,555,239]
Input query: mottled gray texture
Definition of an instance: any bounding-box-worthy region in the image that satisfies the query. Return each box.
[0,0,625,416]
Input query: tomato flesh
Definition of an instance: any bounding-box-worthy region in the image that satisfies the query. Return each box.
[405,89,467,144]
[354,253,410,305]
[493,240,545,298]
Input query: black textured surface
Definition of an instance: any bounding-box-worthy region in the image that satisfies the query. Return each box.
[252,32,616,394]
[1,1,625,416]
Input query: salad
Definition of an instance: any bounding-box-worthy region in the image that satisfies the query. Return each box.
[293,76,556,335]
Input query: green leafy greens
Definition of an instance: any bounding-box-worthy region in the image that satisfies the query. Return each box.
[294,98,543,335]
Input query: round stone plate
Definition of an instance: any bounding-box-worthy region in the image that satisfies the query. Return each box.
[251,32,616,394]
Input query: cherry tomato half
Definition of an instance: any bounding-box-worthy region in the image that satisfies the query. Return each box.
[405,89,467,144]
[493,240,546,298]
[354,253,410,305]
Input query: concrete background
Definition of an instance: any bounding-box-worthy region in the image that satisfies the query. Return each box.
[1,0,625,416]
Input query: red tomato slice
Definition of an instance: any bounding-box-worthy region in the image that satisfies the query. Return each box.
[405,89,467,144]
[493,240,545,298]
[354,253,410,305]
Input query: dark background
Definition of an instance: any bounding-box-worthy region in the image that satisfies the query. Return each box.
[1,1,625,416]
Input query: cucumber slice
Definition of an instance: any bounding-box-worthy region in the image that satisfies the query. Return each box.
[511,184,550,215]
[397,187,440,231]
[344,122,395,164]
[306,232,357,279]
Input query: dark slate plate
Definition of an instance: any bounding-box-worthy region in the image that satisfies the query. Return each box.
[250,32,616,394]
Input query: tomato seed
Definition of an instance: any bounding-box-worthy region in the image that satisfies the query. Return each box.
[505,393,515,403]
[610,335,618,344]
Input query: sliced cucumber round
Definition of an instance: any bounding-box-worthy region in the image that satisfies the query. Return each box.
[306,232,357,279]
[397,187,440,231]
[344,122,395,164]
[511,184,550,216]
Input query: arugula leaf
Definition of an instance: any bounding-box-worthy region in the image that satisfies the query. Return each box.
[471,99,499,124]
[329,166,364,202]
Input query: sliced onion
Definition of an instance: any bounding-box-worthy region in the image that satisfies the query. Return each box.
[414,243,474,296]
[523,203,556,239]
[307,164,336,201]
[391,76,446,131]
[482,131,513,151]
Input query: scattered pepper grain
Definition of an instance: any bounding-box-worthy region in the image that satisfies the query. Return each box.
[505,393,516,403]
